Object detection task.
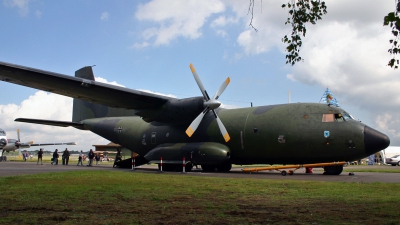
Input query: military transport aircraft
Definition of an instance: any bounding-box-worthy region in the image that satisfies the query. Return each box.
[0,128,76,161]
[0,61,390,174]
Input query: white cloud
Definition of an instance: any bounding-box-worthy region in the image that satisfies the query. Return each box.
[0,91,107,152]
[35,10,41,18]
[100,12,109,21]
[137,89,177,98]
[134,0,225,46]
[130,42,150,50]
[95,77,125,87]
[3,0,31,16]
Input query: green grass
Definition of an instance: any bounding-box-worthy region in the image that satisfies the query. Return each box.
[0,171,399,224]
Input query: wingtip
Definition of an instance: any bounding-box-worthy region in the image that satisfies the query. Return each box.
[226,77,230,85]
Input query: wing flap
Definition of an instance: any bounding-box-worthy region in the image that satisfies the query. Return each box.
[0,61,171,110]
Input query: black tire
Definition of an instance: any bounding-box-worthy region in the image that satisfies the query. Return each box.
[217,162,232,172]
[323,165,343,175]
[281,171,287,176]
[185,163,193,172]
[0,156,3,162]
[398,162,400,166]
[201,165,216,172]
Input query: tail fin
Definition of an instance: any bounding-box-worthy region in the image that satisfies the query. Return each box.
[72,66,136,122]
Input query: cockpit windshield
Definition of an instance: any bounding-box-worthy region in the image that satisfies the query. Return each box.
[342,112,354,121]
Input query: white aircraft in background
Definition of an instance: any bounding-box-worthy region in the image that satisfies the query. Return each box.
[0,128,76,161]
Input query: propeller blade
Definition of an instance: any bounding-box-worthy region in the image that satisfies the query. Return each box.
[185,108,208,137]
[190,63,210,101]
[212,110,230,142]
[17,129,20,142]
[212,77,230,100]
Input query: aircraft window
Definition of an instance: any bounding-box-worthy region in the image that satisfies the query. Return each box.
[322,114,334,122]
[342,113,354,121]
[335,113,344,122]
[166,133,169,137]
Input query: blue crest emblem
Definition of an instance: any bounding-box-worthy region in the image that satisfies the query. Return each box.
[324,131,330,138]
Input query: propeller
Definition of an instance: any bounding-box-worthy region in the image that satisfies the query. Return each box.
[15,129,21,148]
[185,63,231,142]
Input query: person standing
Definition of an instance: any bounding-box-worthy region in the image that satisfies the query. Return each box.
[113,148,122,168]
[63,148,70,165]
[37,148,43,165]
[77,150,83,166]
[87,149,94,166]
[62,150,65,165]
[53,149,59,165]
[95,153,100,165]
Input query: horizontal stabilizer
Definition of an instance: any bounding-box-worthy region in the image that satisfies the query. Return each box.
[15,118,86,130]
[31,142,76,146]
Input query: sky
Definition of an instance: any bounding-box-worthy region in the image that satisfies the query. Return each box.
[0,0,399,153]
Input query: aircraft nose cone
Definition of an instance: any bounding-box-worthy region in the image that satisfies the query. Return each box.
[364,126,390,155]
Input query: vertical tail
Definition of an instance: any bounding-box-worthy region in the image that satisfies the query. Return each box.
[72,66,136,123]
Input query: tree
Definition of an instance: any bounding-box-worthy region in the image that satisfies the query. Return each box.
[384,0,400,69]
[249,0,400,69]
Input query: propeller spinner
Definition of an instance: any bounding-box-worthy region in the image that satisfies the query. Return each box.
[185,63,231,142]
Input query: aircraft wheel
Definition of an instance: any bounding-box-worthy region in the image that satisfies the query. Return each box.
[398,162,400,166]
[0,156,2,162]
[323,165,343,175]
[217,162,232,172]
[185,163,193,172]
[281,171,287,176]
[201,165,216,172]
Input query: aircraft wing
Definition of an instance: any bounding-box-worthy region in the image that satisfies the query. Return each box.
[0,61,172,110]
[15,118,86,130]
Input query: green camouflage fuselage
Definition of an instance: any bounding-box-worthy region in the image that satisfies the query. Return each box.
[82,103,369,165]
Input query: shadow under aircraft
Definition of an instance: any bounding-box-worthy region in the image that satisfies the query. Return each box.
[0,61,390,174]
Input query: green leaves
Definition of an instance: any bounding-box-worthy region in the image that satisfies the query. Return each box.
[384,0,400,69]
[282,0,327,66]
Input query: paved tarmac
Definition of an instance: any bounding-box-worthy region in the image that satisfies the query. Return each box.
[0,161,399,183]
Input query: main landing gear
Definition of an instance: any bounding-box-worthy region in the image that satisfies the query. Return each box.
[323,165,343,175]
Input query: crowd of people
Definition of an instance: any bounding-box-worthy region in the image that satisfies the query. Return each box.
[34,148,114,166]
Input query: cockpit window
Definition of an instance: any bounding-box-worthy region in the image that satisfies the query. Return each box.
[322,112,356,122]
[335,113,344,122]
[322,113,346,122]
[322,114,335,122]
[342,113,354,121]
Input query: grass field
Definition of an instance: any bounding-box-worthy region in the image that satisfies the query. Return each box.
[0,170,399,225]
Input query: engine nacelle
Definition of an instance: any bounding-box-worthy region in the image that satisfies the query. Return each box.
[144,142,231,165]
[135,97,204,125]
[0,138,7,148]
